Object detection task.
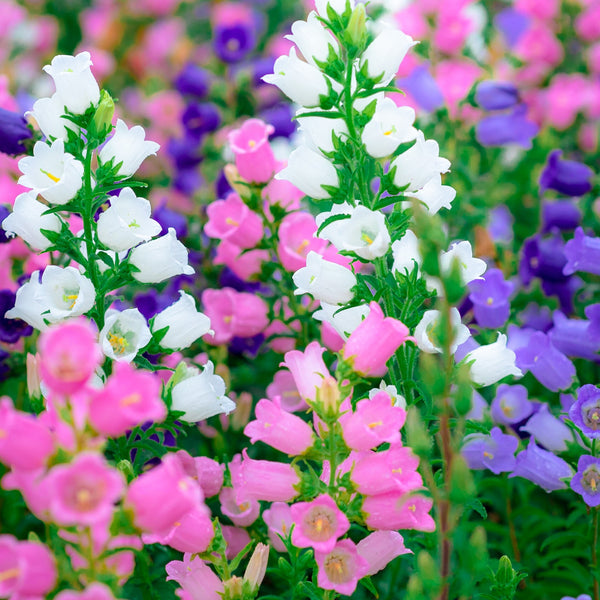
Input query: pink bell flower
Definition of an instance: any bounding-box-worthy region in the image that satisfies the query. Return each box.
[277,212,327,272]
[0,398,55,471]
[262,502,294,552]
[174,451,224,498]
[363,493,436,532]
[219,486,260,527]
[266,370,307,412]
[314,539,369,596]
[221,525,251,559]
[339,391,406,451]
[244,397,315,455]
[88,361,166,437]
[356,531,412,576]
[228,119,276,184]
[290,494,350,553]
[214,240,268,280]
[341,302,413,377]
[55,583,116,600]
[166,553,224,600]
[38,320,102,396]
[280,342,330,403]
[44,453,125,526]
[205,193,264,249]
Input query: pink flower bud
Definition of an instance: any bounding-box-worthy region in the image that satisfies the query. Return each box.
[356,531,412,576]
[341,302,413,377]
[228,119,276,184]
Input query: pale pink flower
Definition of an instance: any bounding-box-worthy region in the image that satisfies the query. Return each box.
[44,453,124,526]
[228,119,276,184]
[244,397,315,455]
[174,450,224,497]
[434,59,482,118]
[433,8,473,55]
[88,361,166,437]
[263,178,304,214]
[166,553,224,600]
[262,502,294,552]
[214,240,268,280]
[394,5,429,40]
[291,494,350,553]
[266,370,307,412]
[219,487,260,527]
[363,493,435,531]
[2,468,50,519]
[221,525,251,559]
[281,342,330,403]
[38,320,102,396]
[515,0,559,21]
[514,24,563,67]
[55,583,116,600]
[314,539,369,596]
[277,212,327,272]
[357,531,412,576]
[545,74,588,131]
[205,193,264,249]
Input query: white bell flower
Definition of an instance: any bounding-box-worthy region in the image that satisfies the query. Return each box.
[314,0,355,16]
[368,381,406,409]
[391,230,421,275]
[152,291,213,351]
[263,47,333,108]
[128,227,194,284]
[170,361,236,423]
[27,93,79,141]
[4,271,49,331]
[99,119,159,179]
[361,98,417,158]
[296,109,348,154]
[406,174,456,215]
[18,139,84,205]
[360,27,417,85]
[43,52,100,115]
[313,302,370,339]
[99,308,152,362]
[465,333,522,387]
[293,251,356,305]
[318,204,390,260]
[97,187,161,252]
[2,191,62,251]
[390,131,451,192]
[287,12,339,67]
[414,308,471,354]
[440,241,487,285]
[276,145,339,200]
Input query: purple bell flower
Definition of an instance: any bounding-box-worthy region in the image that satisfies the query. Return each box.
[0,348,9,380]
[521,404,573,452]
[468,268,515,329]
[397,65,444,113]
[229,333,264,357]
[182,102,221,139]
[214,23,257,63]
[0,205,11,243]
[476,105,538,149]
[517,303,552,331]
[587,303,600,339]
[564,227,600,276]
[251,56,276,86]
[510,439,572,492]
[561,596,592,600]
[259,103,296,139]
[487,205,513,244]
[491,384,533,425]
[475,81,519,111]
[173,167,204,196]
[153,202,188,239]
[520,234,569,285]
[216,169,233,199]
[549,310,600,362]
[0,289,33,343]
[461,427,518,474]
[168,135,203,170]
[542,200,581,232]
[541,275,582,315]
[571,455,600,507]
[174,63,210,98]
[494,8,530,48]
[568,385,600,439]
[539,150,594,197]
[0,107,32,155]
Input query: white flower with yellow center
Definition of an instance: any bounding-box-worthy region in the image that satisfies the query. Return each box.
[99,308,151,362]
[414,308,471,354]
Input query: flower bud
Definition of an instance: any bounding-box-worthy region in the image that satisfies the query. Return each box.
[346,4,367,50]
[318,376,341,418]
[243,543,269,593]
[93,90,115,137]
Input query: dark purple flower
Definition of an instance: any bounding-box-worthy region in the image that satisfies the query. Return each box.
[491,384,533,425]
[541,275,582,315]
[469,268,515,328]
[0,205,11,243]
[571,455,600,507]
[539,150,594,197]
[542,200,581,233]
[135,289,179,321]
[173,167,204,195]
[0,289,33,343]
[153,203,188,238]
[487,205,513,244]
[461,427,518,474]
[259,103,296,139]
[549,311,600,362]
[219,267,268,294]
[0,107,32,155]
[494,8,531,47]
[510,439,572,492]
[229,333,264,357]
[251,56,276,86]
[515,330,576,392]
[568,385,600,439]
[521,404,573,452]
[397,65,444,113]
[168,135,203,170]
[476,105,538,148]
[520,234,568,286]
[214,23,257,63]
[475,81,519,111]
[182,102,221,139]
[517,303,552,331]
[0,348,9,380]
[174,63,211,98]
[564,227,600,276]
[216,169,233,199]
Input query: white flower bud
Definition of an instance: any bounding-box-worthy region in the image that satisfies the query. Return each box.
[465,333,522,387]
[296,109,348,154]
[4,271,48,331]
[313,302,370,339]
[99,308,151,362]
[406,175,456,215]
[360,28,416,85]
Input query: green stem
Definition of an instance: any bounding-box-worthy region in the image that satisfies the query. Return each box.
[593,508,599,600]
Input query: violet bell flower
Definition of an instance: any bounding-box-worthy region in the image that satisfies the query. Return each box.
[539,150,593,197]
[475,105,538,149]
[0,107,32,155]
[468,268,515,329]
[475,81,520,111]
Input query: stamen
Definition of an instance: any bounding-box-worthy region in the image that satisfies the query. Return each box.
[296,239,310,254]
[0,568,20,583]
[226,217,240,227]
[40,168,60,183]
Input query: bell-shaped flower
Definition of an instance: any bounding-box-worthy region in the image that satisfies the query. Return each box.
[128,228,194,283]
[361,98,417,158]
[317,204,390,260]
[0,107,33,155]
[314,539,369,597]
[414,308,471,354]
[99,308,152,362]
[440,240,487,285]
[4,271,49,331]
[152,291,213,350]
[391,230,422,275]
[276,145,339,200]
[360,27,417,85]
[293,251,356,305]
[97,187,161,252]
[465,333,522,387]
[99,119,159,178]
[296,109,348,154]
[2,191,62,251]
[391,131,450,192]
[28,93,79,141]
[263,47,332,108]
[228,119,276,184]
[286,12,340,67]
[43,52,100,115]
[406,174,456,215]
[170,361,235,422]
[18,139,84,205]
[313,302,370,340]
[280,342,331,403]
